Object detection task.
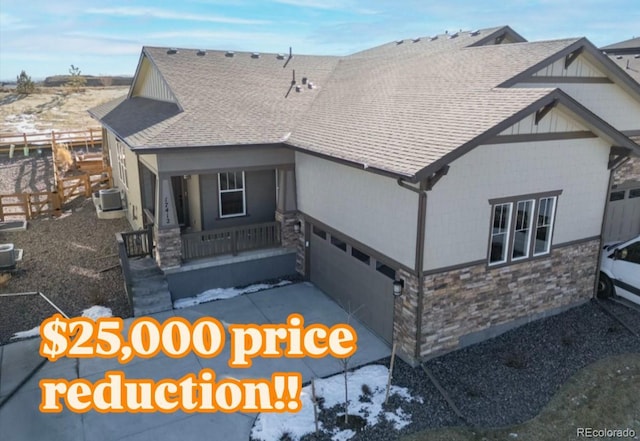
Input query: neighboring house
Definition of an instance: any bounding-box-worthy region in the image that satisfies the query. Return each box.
[90,26,640,366]
[601,37,640,240]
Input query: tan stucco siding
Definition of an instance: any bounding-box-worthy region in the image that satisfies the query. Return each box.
[106,129,143,229]
[296,152,418,269]
[499,107,587,136]
[533,54,605,78]
[131,56,176,103]
[516,82,640,132]
[423,137,611,271]
[156,146,294,174]
[123,146,143,230]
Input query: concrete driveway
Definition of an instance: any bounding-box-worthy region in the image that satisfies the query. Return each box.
[0,282,390,441]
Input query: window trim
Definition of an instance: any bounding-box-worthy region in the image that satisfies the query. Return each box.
[116,141,128,190]
[488,191,561,267]
[217,171,246,218]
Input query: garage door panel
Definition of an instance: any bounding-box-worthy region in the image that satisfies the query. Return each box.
[310,231,393,343]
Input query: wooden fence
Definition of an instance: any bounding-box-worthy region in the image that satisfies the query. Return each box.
[0,166,112,221]
[0,128,102,154]
[0,191,62,221]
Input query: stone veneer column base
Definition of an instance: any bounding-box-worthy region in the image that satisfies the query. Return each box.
[613,157,640,186]
[393,269,421,367]
[155,226,182,270]
[417,239,601,359]
[275,211,299,249]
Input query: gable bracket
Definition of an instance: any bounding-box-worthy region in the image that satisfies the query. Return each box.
[564,47,583,69]
[535,100,557,125]
[425,166,450,191]
[608,146,631,170]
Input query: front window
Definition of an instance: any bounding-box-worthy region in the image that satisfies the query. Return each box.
[218,171,245,218]
[488,193,559,266]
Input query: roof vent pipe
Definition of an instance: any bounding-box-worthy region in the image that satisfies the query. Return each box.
[225,51,235,57]
[302,77,307,85]
[295,85,302,92]
[251,52,260,58]
[167,48,178,54]
[197,50,206,56]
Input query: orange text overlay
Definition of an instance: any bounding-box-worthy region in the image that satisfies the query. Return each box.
[40,370,301,413]
[39,313,358,367]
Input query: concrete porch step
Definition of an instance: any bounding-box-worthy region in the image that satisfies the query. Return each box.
[127,256,174,316]
[131,276,169,296]
[129,257,163,280]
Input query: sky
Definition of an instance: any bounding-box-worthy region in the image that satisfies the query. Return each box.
[0,0,638,81]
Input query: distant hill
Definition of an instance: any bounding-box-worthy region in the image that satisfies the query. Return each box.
[42,75,133,87]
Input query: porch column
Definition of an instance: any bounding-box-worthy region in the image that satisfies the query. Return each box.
[155,175,181,269]
[275,167,299,248]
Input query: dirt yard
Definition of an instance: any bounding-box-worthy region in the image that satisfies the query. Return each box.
[0,86,132,344]
[0,86,128,134]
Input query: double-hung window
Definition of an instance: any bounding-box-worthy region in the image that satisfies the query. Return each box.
[116,141,127,189]
[488,192,560,266]
[218,171,246,218]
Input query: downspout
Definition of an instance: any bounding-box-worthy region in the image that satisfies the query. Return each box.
[397,178,428,362]
[594,154,631,297]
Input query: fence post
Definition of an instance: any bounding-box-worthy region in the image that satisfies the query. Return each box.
[51,191,62,217]
[25,193,32,220]
[83,175,91,197]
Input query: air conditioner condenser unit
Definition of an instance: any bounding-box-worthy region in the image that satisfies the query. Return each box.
[99,189,122,211]
[0,243,16,269]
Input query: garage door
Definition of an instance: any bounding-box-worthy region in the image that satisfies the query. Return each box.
[309,225,394,343]
[604,184,640,242]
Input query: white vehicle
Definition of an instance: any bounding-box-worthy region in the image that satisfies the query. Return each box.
[598,234,640,306]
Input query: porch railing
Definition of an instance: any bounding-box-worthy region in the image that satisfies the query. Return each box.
[120,225,154,258]
[182,221,281,260]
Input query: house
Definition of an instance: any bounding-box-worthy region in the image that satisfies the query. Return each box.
[90,26,640,366]
[601,37,640,240]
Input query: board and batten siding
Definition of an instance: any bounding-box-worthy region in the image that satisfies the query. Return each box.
[131,56,176,103]
[499,107,585,136]
[296,152,418,269]
[423,137,611,271]
[515,83,640,132]
[532,54,605,78]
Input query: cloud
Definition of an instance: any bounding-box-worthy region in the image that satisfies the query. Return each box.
[85,6,270,25]
[0,12,33,30]
[273,0,378,14]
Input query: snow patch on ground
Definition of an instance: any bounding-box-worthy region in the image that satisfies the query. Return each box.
[10,305,112,340]
[251,364,421,441]
[81,305,113,320]
[173,280,292,309]
[10,325,40,340]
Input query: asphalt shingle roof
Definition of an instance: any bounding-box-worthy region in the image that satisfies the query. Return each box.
[288,38,580,177]
[90,27,635,178]
[93,48,339,149]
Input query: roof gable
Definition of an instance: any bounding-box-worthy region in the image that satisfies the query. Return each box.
[499,38,640,97]
[130,54,179,105]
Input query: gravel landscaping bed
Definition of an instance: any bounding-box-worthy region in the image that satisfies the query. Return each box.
[0,153,132,345]
[301,299,640,441]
